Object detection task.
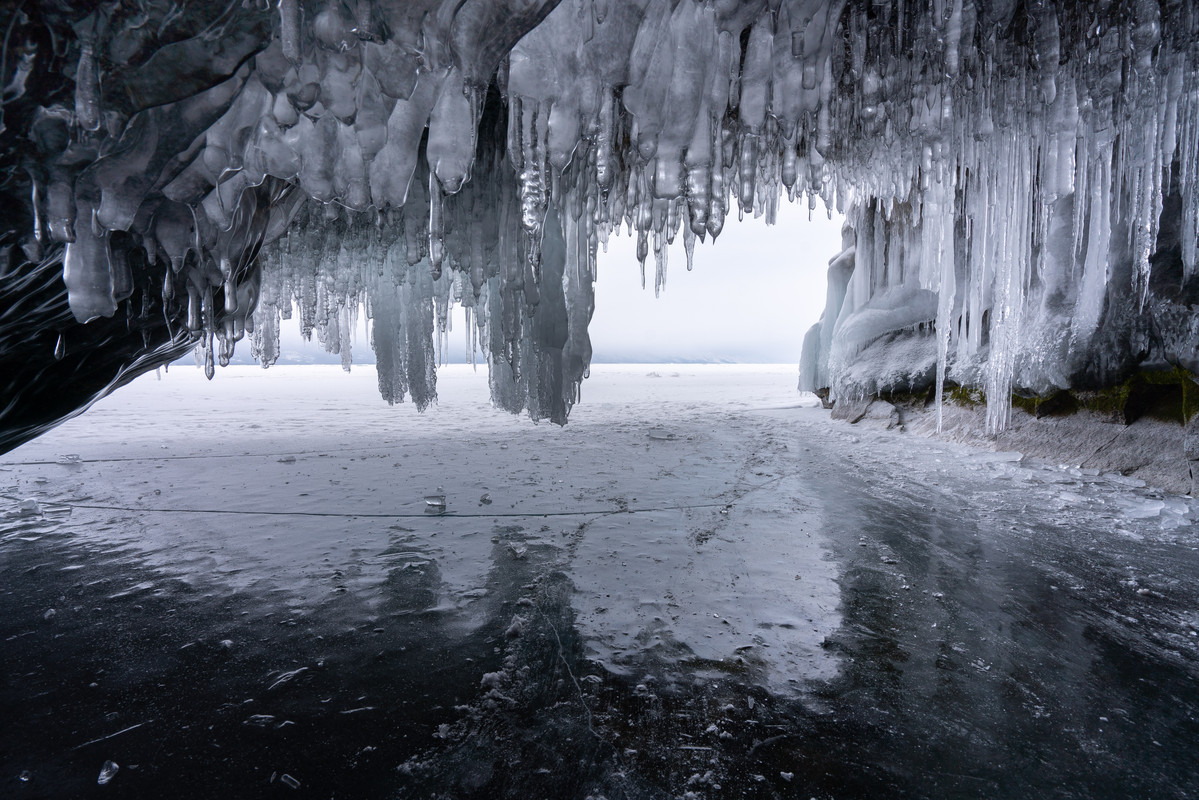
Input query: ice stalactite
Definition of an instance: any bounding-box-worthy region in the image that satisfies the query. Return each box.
[0,1,1197,450]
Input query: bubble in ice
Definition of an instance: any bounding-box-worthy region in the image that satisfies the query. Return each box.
[97,761,119,785]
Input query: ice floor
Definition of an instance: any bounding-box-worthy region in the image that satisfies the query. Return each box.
[2,365,1198,798]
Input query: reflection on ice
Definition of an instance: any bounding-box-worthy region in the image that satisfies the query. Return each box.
[570,481,841,693]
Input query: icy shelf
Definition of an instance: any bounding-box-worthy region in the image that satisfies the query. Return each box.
[0,1,1197,450]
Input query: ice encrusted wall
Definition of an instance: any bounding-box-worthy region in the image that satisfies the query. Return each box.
[0,0,1196,450]
[798,0,1199,433]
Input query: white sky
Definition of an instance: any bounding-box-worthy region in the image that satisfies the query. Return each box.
[591,200,843,362]
[268,200,844,365]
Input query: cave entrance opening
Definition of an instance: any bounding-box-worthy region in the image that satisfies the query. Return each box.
[182,201,845,376]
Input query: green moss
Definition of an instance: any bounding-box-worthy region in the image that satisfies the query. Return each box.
[1076,384,1133,419]
[1184,375,1199,423]
[1056,367,1199,425]
[948,385,986,407]
[937,366,1199,425]
[890,367,1199,425]
[1008,390,1077,418]
[1010,394,1037,414]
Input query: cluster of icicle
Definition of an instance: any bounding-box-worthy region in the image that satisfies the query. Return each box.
[251,169,597,424]
[29,0,1199,430]
[801,0,1199,432]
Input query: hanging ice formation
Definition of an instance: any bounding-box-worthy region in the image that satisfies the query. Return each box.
[0,0,1197,451]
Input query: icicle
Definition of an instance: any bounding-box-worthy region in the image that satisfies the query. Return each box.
[927,187,956,435]
[1072,150,1111,342]
[636,228,648,288]
[518,99,549,281]
[279,0,302,63]
[596,90,615,191]
[74,30,101,132]
[429,172,444,280]
[683,223,696,272]
[653,229,667,298]
[204,333,216,380]
[62,216,116,323]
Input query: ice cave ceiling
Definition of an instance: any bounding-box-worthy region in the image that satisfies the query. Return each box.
[0,0,1197,452]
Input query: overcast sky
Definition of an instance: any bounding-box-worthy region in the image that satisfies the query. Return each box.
[267,200,844,365]
[591,201,844,362]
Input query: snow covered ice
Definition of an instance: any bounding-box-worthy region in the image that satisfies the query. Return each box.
[2,366,1199,797]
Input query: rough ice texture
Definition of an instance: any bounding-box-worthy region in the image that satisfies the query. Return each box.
[0,0,1197,450]
[896,399,1192,496]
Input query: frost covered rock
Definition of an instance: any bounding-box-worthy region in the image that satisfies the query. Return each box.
[0,1,1197,450]
[862,401,902,432]
[831,398,900,431]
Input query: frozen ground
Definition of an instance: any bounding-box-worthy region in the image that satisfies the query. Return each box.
[2,365,1199,798]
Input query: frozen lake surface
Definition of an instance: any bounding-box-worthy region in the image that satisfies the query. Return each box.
[2,365,1198,798]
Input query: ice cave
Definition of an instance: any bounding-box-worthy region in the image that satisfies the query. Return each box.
[2,1,1199,797]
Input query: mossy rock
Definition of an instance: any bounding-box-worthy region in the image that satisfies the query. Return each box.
[1075,385,1134,422]
[862,367,1199,426]
[1058,368,1199,425]
[1011,390,1079,419]
[947,385,986,407]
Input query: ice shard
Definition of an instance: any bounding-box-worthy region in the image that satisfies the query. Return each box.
[1,1,1197,451]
